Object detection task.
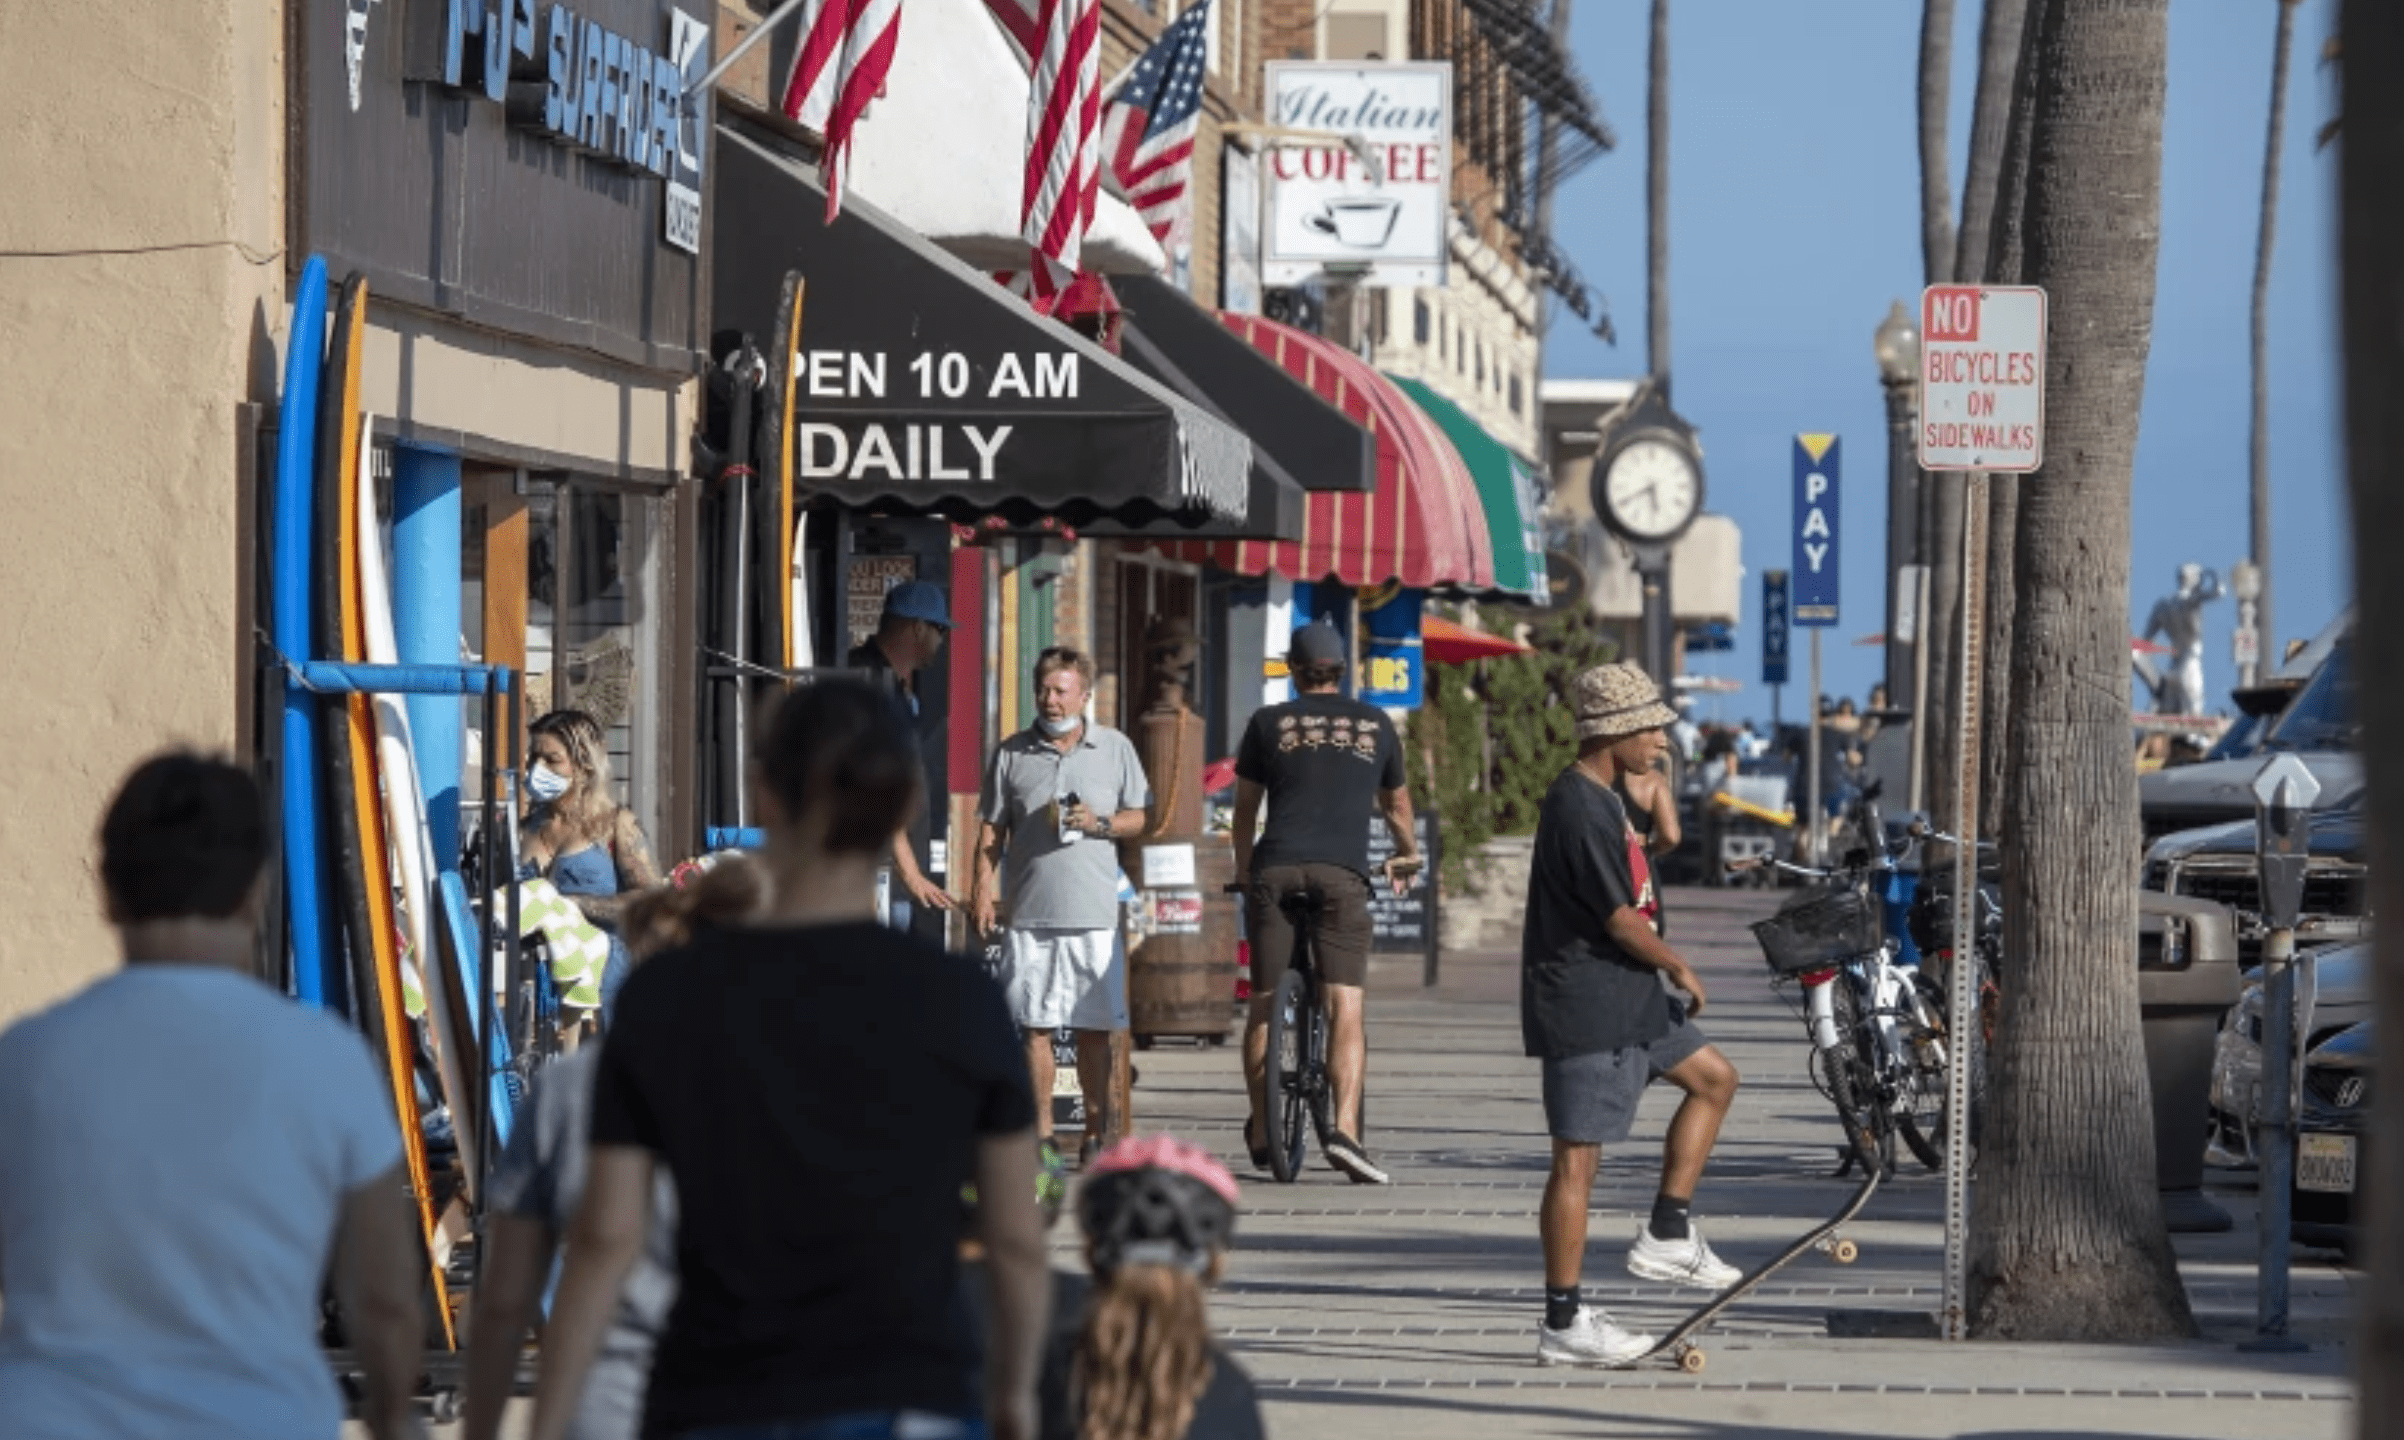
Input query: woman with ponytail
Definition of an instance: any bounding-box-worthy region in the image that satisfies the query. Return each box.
[531,679,1052,1440]
[1048,1137,1265,1440]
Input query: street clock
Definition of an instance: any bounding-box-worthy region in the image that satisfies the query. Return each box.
[1592,393,1705,546]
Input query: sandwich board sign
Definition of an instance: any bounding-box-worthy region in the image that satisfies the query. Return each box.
[1792,435,1839,626]
[1918,285,2047,472]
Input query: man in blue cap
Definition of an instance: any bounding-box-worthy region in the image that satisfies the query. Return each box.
[849,580,955,932]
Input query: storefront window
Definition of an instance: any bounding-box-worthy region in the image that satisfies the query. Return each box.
[461,474,667,850]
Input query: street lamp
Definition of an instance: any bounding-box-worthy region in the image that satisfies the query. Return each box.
[1874,300,1922,727]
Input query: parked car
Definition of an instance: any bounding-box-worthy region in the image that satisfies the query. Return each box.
[2138,617,2357,850]
[2206,941,2373,1168]
[2294,1018,2371,1256]
[2142,804,2369,968]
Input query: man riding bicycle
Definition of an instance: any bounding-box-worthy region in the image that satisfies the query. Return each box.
[1230,622,1419,1185]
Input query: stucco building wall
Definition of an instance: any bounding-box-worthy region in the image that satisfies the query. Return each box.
[0,0,283,1018]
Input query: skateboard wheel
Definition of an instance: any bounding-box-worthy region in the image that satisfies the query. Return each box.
[1679,1347,1707,1373]
[1832,1239,1859,1265]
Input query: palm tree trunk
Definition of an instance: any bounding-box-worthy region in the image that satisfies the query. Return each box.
[2338,4,2404,1426]
[2249,0,2298,672]
[1927,0,2029,833]
[1975,0,2042,841]
[1969,0,2193,1339]
[1919,0,1958,285]
[1646,0,1669,388]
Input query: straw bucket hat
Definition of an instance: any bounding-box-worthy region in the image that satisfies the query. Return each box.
[1573,662,1680,741]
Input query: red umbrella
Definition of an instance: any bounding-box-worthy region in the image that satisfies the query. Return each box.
[1424,615,1534,664]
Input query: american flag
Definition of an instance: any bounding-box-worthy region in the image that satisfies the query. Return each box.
[1100,1,1212,249]
[782,0,905,223]
[986,0,1102,308]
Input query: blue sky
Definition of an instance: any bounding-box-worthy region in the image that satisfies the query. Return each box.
[1541,0,2347,725]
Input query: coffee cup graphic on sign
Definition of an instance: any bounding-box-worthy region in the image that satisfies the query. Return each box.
[1305,195,1403,248]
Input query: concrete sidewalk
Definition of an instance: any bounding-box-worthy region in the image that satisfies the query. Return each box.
[1125,885,2356,1439]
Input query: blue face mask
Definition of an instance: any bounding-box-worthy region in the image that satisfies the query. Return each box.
[527,762,572,803]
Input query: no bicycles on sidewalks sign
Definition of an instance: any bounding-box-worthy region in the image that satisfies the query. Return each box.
[1917,285,2047,473]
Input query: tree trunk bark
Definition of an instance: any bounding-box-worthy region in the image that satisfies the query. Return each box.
[1973,0,2042,841]
[1919,0,1958,286]
[2249,0,2297,669]
[1646,0,1669,389]
[1968,0,2194,1340]
[1927,0,2029,832]
[2339,4,2404,1426]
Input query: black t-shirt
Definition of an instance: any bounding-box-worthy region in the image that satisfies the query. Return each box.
[1520,766,1673,1059]
[591,923,1036,1433]
[1233,694,1405,877]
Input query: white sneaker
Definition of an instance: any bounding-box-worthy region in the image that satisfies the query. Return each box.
[1627,1222,1743,1292]
[1536,1304,1654,1367]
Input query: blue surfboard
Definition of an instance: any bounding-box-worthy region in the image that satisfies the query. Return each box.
[438,869,519,1156]
[276,257,343,1011]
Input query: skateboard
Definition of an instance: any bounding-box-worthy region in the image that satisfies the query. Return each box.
[1636,1163,1883,1373]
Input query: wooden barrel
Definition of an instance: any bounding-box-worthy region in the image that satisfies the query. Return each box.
[1122,832,1239,1041]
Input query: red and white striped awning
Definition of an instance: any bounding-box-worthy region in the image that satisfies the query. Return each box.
[1159,314,1495,590]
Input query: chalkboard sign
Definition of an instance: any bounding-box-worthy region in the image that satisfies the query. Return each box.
[1367,808,1439,969]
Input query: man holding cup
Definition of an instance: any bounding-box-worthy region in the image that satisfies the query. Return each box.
[970,647,1152,1167]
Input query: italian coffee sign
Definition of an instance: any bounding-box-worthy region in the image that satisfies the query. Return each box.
[1263,62,1451,289]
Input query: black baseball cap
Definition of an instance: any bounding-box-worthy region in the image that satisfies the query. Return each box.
[1285,621,1346,670]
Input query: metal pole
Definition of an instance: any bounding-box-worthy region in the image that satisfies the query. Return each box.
[1940,471,1989,1342]
[1805,630,1823,864]
[2247,925,2302,1348]
[684,0,808,102]
[1909,565,1932,812]
[1882,376,1918,704]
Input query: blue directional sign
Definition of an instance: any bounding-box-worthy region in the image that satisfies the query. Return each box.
[1792,434,1840,626]
[1762,570,1791,685]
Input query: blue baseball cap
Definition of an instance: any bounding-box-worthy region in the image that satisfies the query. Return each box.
[882,580,953,629]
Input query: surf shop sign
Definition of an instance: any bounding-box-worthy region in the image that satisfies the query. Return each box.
[428,0,708,254]
[1262,62,1451,289]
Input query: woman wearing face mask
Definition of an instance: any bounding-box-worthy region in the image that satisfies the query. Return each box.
[522,710,663,1022]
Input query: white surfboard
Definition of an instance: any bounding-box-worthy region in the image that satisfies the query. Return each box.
[358,420,479,1196]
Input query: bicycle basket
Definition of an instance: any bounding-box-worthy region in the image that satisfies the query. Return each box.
[1750,889,1884,976]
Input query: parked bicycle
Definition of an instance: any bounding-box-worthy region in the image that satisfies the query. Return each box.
[1736,790,1991,1174]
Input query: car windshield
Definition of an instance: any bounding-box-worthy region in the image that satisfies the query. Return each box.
[2203,710,2269,762]
[2265,638,2356,752]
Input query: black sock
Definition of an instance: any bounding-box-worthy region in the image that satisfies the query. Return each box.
[1544,1284,1582,1330]
[1650,1193,1692,1241]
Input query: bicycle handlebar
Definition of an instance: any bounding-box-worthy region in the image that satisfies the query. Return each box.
[1905,819,1995,851]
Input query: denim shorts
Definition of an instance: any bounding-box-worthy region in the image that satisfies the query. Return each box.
[1540,1017,1711,1145]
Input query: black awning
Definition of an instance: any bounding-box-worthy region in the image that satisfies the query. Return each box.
[713,124,1248,526]
[1114,276,1374,494]
[1083,322,1306,540]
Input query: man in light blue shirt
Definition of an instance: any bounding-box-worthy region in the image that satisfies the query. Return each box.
[0,754,426,1440]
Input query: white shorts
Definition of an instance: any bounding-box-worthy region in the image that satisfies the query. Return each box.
[1001,927,1128,1032]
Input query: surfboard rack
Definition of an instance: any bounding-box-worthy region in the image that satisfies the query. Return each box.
[284,659,527,1201]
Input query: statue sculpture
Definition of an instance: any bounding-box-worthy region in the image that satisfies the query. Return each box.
[2140,563,2224,715]
[1136,619,1205,838]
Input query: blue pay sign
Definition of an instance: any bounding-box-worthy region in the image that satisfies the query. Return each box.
[1762,569,1791,685]
[1792,434,1839,626]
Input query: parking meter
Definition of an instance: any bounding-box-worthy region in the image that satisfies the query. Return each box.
[2253,754,2319,930]
[2243,753,2318,1352]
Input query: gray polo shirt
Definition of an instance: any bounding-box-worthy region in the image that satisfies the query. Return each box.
[979,723,1151,931]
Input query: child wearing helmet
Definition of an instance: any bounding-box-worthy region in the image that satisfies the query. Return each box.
[1046,1136,1265,1440]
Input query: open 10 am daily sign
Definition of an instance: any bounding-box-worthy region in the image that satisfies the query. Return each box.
[1918,286,2047,473]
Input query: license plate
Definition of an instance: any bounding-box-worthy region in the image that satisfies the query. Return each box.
[2298,1133,2357,1194]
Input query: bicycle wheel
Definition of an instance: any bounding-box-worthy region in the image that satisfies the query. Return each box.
[1305,998,1336,1151]
[1260,968,1310,1183]
[1821,975,1891,1170]
[1908,952,1993,1168]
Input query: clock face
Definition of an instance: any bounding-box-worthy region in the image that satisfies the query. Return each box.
[1601,436,1702,540]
